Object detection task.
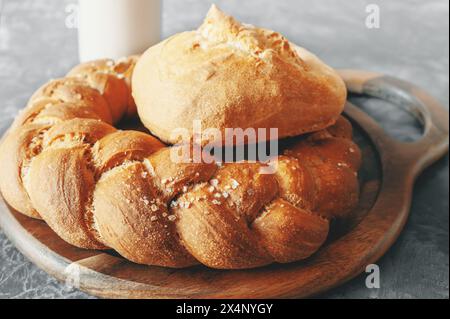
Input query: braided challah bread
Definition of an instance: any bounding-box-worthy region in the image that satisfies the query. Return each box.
[0,55,361,268]
[0,7,362,269]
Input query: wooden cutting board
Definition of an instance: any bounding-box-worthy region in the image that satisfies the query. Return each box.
[0,70,448,299]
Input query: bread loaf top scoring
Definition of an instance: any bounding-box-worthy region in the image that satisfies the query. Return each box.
[133,5,347,144]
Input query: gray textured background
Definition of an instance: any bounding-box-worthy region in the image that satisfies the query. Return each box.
[0,0,448,299]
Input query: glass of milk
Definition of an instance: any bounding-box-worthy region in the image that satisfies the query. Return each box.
[78,0,162,62]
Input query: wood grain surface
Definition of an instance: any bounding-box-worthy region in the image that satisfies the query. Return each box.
[0,70,448,299]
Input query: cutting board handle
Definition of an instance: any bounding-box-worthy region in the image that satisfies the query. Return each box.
[339,69,449,175]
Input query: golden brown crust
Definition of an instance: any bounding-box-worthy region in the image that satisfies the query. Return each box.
[174,185,273,269]
[133,5,347,144]
[93,162,197,267]
[0,123,48,218]
[67,56,139,121]
[26,145,103,248]
[253,199,330,263]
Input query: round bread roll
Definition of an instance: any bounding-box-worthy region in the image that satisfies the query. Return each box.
[133,5,347,144]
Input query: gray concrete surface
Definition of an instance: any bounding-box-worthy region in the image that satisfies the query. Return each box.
[0,0,448,299]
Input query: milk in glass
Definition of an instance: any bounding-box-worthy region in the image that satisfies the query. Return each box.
[78,0,161,62]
